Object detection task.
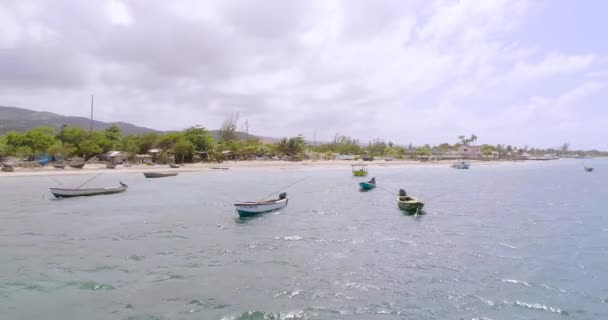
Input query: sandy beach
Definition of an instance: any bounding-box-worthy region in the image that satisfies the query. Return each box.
[0,159,505,177]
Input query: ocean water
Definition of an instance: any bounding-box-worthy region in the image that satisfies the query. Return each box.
[1,159,607,320]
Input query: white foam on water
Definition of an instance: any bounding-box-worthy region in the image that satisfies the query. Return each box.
[511,300,565,314]
[502,279,531,287]
[498,243,517,249]
[275,236,303,241]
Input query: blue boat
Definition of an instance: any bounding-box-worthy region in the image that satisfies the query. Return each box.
[37,155,51,166]
[359,177,376,190]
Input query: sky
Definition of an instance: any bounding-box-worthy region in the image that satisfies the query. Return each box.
[1,0,607,150]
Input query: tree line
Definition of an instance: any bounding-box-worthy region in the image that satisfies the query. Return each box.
[1,126,606,163]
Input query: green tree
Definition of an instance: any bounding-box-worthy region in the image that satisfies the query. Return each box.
[155,133,183,153]
[184,126,215,154]
[0,136,7,159]
[276,135,306,157]
[415,145,432,157]
[24,127,56,156]
[14,146,33,159]
[172,139,194,163]
[5,131,26,150]
[56,126,88,146]
[480,144,495,156]
[77,132,111,160]
[47,141,76,158]
[437,143,451,153]
[104,124,122,149]
[120,135,142,158]
[139,133,159,154]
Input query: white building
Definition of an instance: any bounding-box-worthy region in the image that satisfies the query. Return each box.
[458,145,481,159]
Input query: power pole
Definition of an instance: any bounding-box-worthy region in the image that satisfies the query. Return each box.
[89,94,94,132]
[245,119,249,135]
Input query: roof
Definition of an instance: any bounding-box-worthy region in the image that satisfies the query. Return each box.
[148,149,160,153]
[106,151,123,157]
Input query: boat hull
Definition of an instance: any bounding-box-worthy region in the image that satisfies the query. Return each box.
[353,170,367,177]
[359,182,376,190]
[398,196,424,214]
[235,199,288,217]
[50,186,127,198]
[143,172,178,178]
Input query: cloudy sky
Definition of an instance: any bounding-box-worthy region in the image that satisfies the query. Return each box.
[1,0,607,149]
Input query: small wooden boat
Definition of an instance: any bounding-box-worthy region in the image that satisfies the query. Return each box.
[584,166,593,172]
[69,163,85,169]
[50,182,128,198]
[53,163,66,169]
[452,161,470,169]
[352,164,368,177]
[398,195,425,215]
[143,172,178,178]
[211,167,229,170]
[359,178,376,190]
[1,165,15,172]
[106,163,116,169]
[234,193,288,217]
[169,164,180,168]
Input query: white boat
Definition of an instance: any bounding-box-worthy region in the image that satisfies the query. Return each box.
[234,193,288,217]
[452,161,470,169]
[50,182,128,198]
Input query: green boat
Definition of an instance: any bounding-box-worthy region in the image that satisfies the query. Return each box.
[352,164,368,177]
[398,195,424,214]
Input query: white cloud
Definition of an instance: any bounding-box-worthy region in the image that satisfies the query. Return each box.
[0,0,606,148]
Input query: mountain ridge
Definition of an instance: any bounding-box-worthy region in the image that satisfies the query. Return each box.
[0,106,276,142]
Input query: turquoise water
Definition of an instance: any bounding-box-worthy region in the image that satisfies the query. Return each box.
[1,159,607,319]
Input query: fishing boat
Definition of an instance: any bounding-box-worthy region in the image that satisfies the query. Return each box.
[106,163,116,169]
[1,165,14,172]
[584,166,593,172]
[143,172,178,178]
[69,163,85,169]
[50,182,128,198]
[452,161,470,169]
[352,164,368,177]
[169,163,180,168]
[398,195,425,215]
[234,192,288,217]
[211,167,229,170]
[359,177,376,190]
[53,163,66,169]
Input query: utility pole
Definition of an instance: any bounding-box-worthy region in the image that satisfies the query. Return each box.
[245,119,249,135]
[89,94,94,132]
[314,129,316,147]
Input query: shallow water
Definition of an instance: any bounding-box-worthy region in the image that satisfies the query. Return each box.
[1,159,607,319]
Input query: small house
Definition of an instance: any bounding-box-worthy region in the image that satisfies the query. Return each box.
[458,145,481,159]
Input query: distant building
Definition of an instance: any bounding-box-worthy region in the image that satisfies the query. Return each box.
[458,145,481,159]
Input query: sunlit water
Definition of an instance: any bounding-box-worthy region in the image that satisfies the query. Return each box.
[1,159,607,319]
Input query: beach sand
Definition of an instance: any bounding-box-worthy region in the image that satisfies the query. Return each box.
[0,159,504,177]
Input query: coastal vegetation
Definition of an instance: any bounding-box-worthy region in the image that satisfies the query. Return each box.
[1,125,607,164]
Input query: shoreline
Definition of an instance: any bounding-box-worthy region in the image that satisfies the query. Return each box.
[0,159,514,177]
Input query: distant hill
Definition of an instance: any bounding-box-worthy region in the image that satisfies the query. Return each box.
[0,106,278,142]
[0,106,160,135]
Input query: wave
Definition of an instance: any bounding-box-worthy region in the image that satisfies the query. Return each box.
[502,279,531,287]
[509,300,567,314]
[276,236,303,241]
[222,310,305,320]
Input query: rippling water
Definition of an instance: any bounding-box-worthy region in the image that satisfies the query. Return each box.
[1,159,607,319]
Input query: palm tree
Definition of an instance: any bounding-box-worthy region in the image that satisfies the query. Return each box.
[458,135,467,145]
[470,134,477,146]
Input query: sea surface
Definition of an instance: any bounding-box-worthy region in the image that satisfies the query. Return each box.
[1,159,607,320]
